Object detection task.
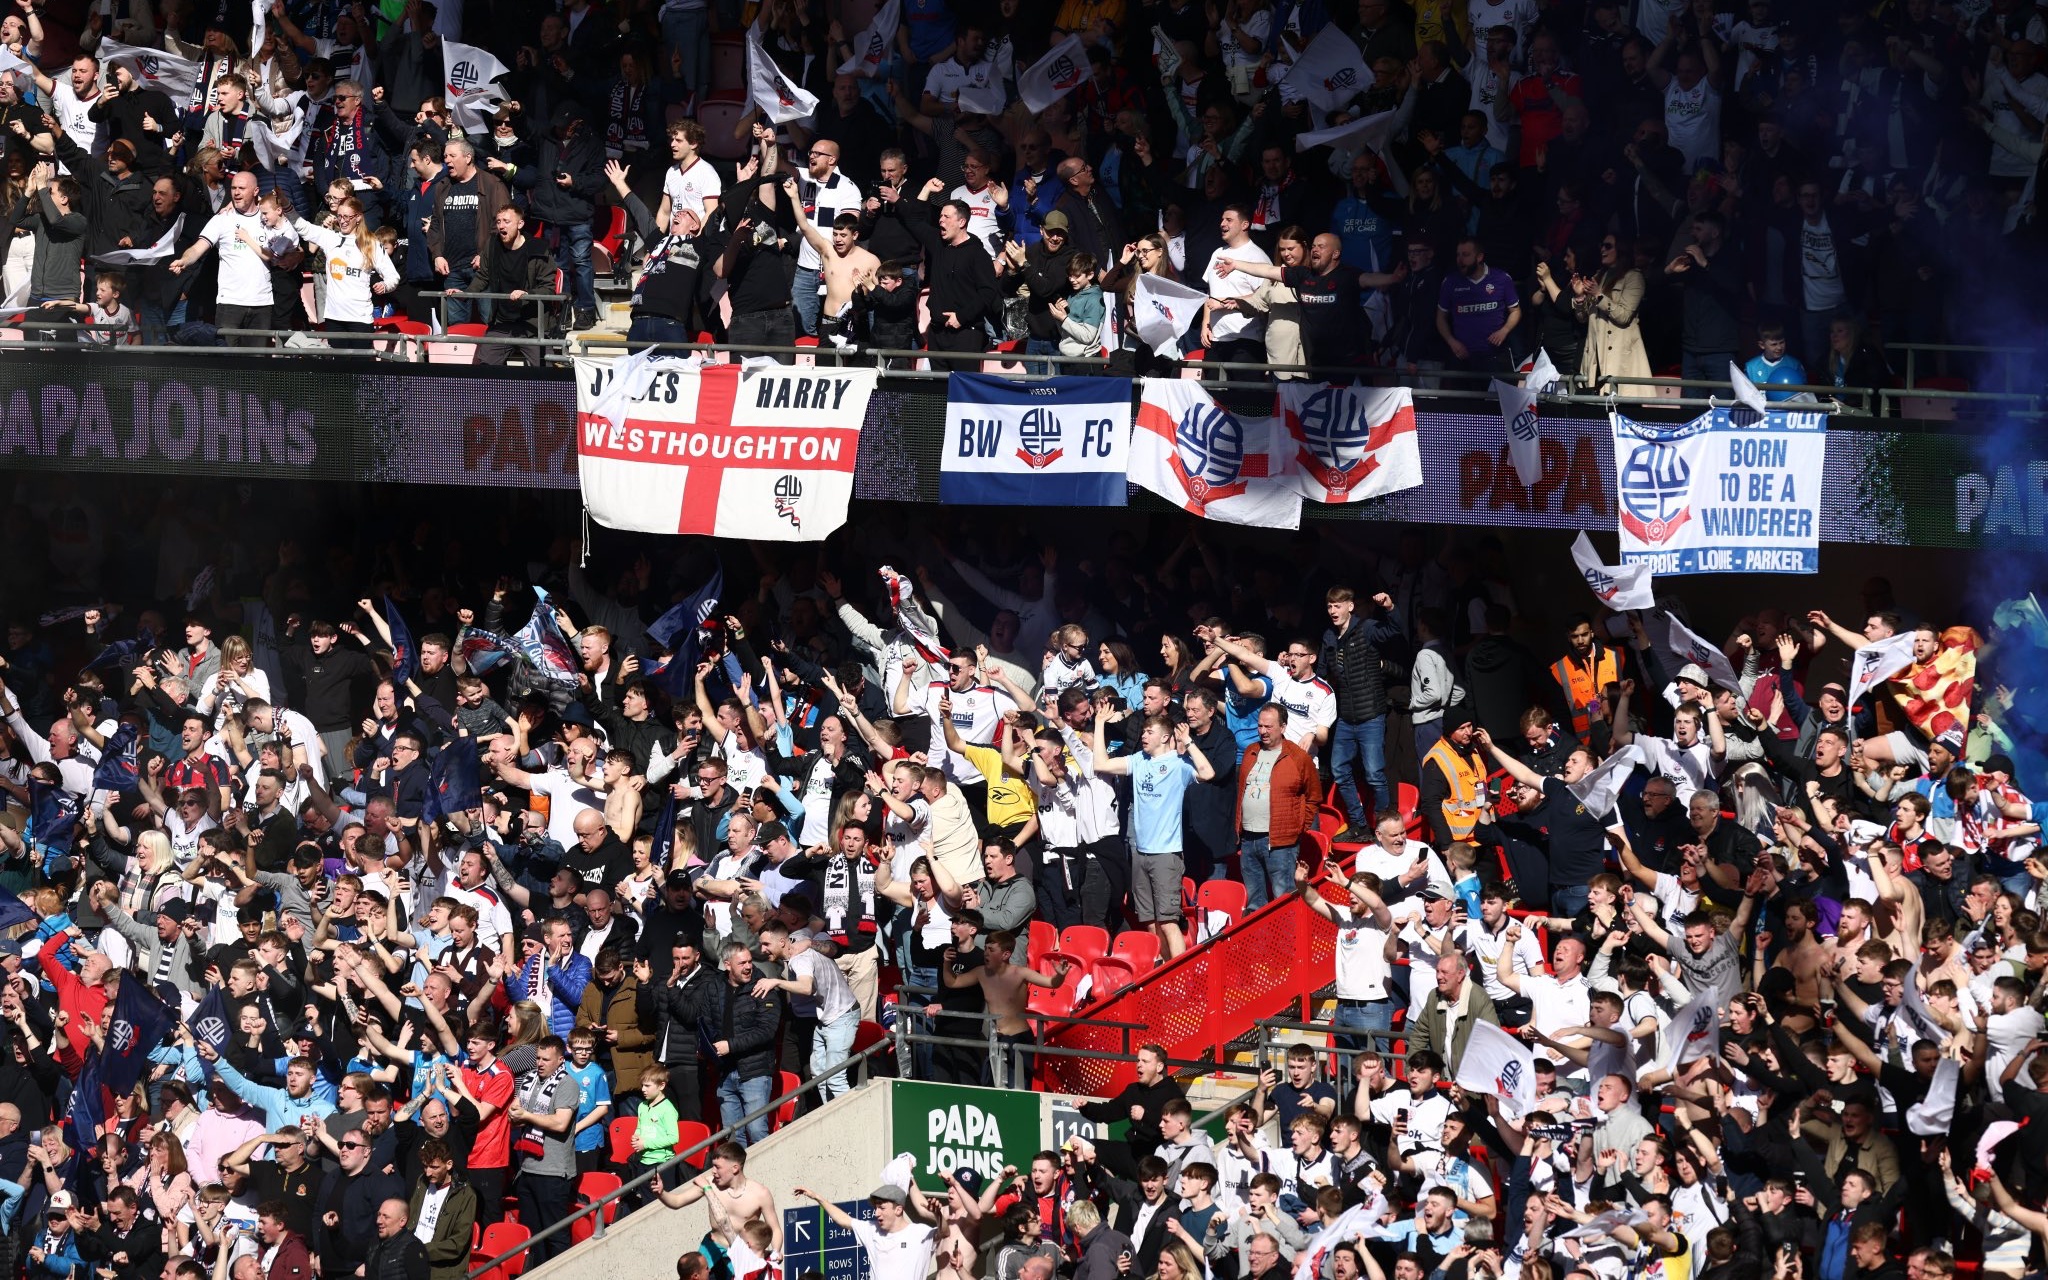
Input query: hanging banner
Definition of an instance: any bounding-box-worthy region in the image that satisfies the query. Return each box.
[574,356,876,539]
[1611,406,1826,575]
[1132,380,1302,529]
[941,373,1130,507]
[1280,383,1421,505]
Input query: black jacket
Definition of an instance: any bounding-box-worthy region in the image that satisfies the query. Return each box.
[640,960,714,1064]
[520,107,605,227]
[713,974,783,1081]
[362,1233,429,1280]
[1002,238,1077,340]
[1319,606,1406,723]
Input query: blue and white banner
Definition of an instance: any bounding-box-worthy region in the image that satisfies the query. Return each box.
[1611,405,1825,575]
[941,374,1131,507]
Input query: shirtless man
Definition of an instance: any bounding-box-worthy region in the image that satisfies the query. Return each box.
[782,176,879,349]
[941,930,1073,1087]
[1826,898,1879,978]
[1770,898,1829,1008]
[655,1140,780,1248]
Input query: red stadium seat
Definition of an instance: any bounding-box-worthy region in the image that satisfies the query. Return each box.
[675,1120,712,1168]
[592,206,630,278]
[1028,919,1059,967]
[1198,880,1248,930]
[1111,930,1161,970]
[1058,925,1110,970]
[772,1070,801,1129]
[1089,955,1137,997]
[606,1115,638,1165]
[479,1222,531,1278]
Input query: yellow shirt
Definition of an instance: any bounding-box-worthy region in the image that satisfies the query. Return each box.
[961,743,1035,829]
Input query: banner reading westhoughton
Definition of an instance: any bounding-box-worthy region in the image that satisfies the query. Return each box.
[575,357,876,539]
[941,373,1130,506]
[1279,384,1421,504]
[1610,405,1826,575]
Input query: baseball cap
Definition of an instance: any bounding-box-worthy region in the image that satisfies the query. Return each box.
[1042,211,1070,231]
[665,868,693,889]
[1986,754,2017,778]
[48,1192,73,1212]
[870,1185,908,1206]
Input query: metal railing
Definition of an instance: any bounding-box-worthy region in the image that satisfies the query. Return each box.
[462,1037,896,1279]
[0,319,2035,416]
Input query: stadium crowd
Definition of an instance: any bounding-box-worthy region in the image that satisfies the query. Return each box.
[0,0,2028,384]
[0,508,2039,1280]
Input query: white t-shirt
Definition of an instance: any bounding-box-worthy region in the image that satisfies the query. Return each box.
[924,55,995,110]
[1330,903,1392,1000]
[295,218,398,323]
[1218,8,1272,70]
[662,157,723,219]
[1521,971,1591,1040]
[787,945,858,1024]
[1662,75,1721,170]
[923,682,1018,784]
[849,1219,936,1280]
[1463,919,1545,1003]
[200,208,294,307]
[1355,840,1455,901]
[1635,735,1716,804]
[947,181,1003,255]
[525,768,605,849]
[1650,871,1699,933]
[1204,241,1270,342]
[1262,660,1336,748]
[51,82,99,159]
[797,170,863,270]
[1799,215,1844,311]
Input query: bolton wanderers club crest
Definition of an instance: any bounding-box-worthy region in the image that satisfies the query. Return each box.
[1618,441,1692,544]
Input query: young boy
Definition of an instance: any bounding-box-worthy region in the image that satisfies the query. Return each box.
[1743,322,1807,400]
[567,1027,614,1173]
[1054,251,1106,356]
[454,675,514,739]
[632,1063,680,1191]
[72,272,139,345]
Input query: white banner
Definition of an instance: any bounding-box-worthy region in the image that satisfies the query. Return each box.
[748,25,818,124]
[442,40,509,96]
[1846,631,1918,711]
[1493,377,1540,489]
[940,373,1130,507]
[1277,24,1370,112]
[837,0,900,77]
[1132,380,1302,529]
[1279,384,1421,505]
[1569,532,1655,611]
[956,67,1008,115]
[99,39,201,103]
[1611,405,1826,575]
[1152,24,1182,79]
[1454,1020,1535,1118]
[574,354,875,540]
[93,214,183,265]
[1018,34,1088,113]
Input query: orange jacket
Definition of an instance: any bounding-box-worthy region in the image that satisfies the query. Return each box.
[1235,738,1322,847]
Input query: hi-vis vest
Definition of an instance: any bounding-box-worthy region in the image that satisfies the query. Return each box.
[1551,646,1621,737]
[1422,738,1487,842]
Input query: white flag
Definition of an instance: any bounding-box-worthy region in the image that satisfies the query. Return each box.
[1278,24,1371,112]
[1132,271,1206,354]
[1525,347,1564,395]
[442,40,509,97]
[955,66,1008,115]
[1845,631,1917,712]
[1662,989,1720,1075]
[837,0,900,77]
[1568,743,1643,824]
[1657,612,1740,693]
[1018,34,1088,113]
[249,0,267,65]
[1728,360,1769,414]
[93,214,183,265]
[1152,25,1182,80]
[447,86,509,133]
[1493,377,1541,489]
[1453,1020,1536,1118]
[1133,380,1303,530]
[98,39,202,103]
[1292,104,1396,152]
[1906,1059,1958,1137]
[1569,532,1656,611]
[747,25,818,123]
[1292,1203,1376,1280]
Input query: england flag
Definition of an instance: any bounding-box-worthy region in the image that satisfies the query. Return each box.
[1280,383,1421,505]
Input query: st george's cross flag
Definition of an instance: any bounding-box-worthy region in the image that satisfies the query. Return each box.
[1279,384,1421,505]
[1132,381,1301,529]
